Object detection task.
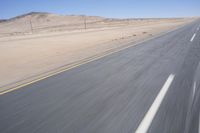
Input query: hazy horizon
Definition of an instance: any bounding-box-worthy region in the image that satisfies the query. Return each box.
[2,11,198,20]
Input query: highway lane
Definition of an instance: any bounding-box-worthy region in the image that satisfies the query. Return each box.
[148,21,200,133]
[0,20,200,133]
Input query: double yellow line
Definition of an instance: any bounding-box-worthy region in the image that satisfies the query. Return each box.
[0,23,190,95]
[0,42,138,95]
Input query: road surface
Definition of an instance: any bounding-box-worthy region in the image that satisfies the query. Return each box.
[0,19,200,133]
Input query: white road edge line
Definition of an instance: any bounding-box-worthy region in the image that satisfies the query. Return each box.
[135,74,175,133]
[199,112,200,133]
[190,33,196,42]
[192,81,196,99]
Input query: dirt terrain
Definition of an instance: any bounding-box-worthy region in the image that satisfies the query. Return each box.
[0,12,194,89]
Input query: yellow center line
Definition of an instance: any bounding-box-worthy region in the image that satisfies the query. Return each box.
[0,23,191,95]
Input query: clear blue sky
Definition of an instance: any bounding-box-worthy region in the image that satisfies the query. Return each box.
[1,0,200,19]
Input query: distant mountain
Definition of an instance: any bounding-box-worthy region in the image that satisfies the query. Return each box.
[0,12,106,34]
[7,12,105,23]
[0,19,7,23]
[8,12,50,21]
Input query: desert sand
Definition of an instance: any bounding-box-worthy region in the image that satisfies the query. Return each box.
[0,12,194,90]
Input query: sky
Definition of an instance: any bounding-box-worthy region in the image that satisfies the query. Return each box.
[0,0,200,19]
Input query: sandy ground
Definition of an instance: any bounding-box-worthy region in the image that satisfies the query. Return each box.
[0,13,195,89]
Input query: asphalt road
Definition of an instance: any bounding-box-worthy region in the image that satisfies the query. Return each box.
[0,19,200,133]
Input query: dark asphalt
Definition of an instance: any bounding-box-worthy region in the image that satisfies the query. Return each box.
[0,20,200,133]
